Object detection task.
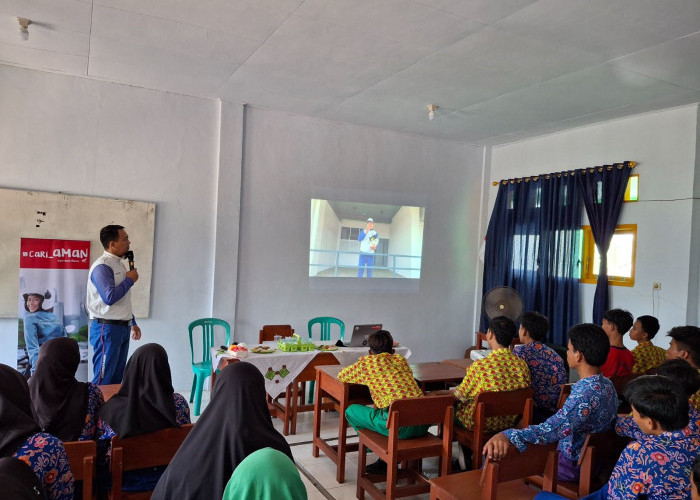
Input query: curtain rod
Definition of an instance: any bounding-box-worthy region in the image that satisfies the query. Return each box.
[491,160,637,186]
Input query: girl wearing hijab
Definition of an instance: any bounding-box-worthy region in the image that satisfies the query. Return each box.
[29,337,104,442]
[222,448,307,500]
[21,291,65,375]
[0,457,48,500]
[152,362,294,500]
[0,364,73,500]
[96,343,190,492]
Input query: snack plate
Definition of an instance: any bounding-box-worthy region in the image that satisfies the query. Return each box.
[315,345,338,351]
[251,347,276,354]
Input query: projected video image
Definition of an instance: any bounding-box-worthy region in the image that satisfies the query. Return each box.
[309,199,424,279]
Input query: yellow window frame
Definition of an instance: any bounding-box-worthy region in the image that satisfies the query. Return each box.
[580,224,637,287]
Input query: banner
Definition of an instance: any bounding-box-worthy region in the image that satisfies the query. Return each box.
[17,238,90,380]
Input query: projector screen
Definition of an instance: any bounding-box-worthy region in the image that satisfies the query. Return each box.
[309,199,424,279]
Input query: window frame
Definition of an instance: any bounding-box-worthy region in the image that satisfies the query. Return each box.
[580,224,637,287]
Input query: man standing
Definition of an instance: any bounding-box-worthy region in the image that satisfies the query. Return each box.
[357,218,379,278]
[86,225,141,384]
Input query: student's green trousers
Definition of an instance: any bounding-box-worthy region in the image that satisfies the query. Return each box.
[345,404,429,439]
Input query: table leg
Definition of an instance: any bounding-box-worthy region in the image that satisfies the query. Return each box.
[312,371,322,458]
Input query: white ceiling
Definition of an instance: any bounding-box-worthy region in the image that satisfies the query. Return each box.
[2,0,699,145]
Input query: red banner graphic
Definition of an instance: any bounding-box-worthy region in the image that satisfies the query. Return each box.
[20,239,91,270]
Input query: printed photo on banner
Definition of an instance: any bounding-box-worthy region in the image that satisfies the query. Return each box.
[17,238,90,379]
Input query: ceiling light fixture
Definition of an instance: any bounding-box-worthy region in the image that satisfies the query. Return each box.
[17,17,31,41]
[427,104,438,121]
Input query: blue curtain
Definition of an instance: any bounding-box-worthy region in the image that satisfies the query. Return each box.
[576,163,632,325]
[482,173,582,345]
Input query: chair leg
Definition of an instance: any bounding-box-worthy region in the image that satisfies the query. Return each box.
[308,380,315,404]
[193,374,204,417]
[357,439,367,500]
[189,376,196,403]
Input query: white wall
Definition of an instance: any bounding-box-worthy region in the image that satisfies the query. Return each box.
[0,65,221,390]
[489,105,699,349]
[231,107,485,363]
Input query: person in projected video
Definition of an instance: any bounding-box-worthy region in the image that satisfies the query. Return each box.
[358,218,379,278]
[22,290,65,376]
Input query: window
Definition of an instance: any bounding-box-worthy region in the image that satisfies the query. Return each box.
[624,174,639,202]
[580,224,637,286]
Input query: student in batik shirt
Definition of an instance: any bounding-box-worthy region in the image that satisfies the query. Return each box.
[536,376,700,500]
[600,309,634,378]
[338,329,426,474]
[666,325,700,410]
[616,358,700,439]
[513,311,567,423]
[629,315,666,374]
[483,323,618,482]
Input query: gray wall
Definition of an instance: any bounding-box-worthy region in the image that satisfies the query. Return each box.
[231,107,486,362]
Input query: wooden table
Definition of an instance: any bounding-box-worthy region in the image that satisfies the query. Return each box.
[442,358,473,370]
[312,365,372,484]
[410,362,467,391]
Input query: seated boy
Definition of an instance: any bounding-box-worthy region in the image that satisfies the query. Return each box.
[629,315,666,373]
[534,376,700,500]
[616,358,700,439]
[666,325,700,409]
[513,311,568,423]
[600,309,634,378]
[483,323,618,482]
[338,329,426,473]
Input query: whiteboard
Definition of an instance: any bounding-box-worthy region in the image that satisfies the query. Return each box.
[0,188,155,318]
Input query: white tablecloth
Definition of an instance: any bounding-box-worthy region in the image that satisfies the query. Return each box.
[212,341,411,398]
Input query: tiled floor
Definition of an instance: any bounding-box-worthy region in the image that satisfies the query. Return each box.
[188,389,445,499]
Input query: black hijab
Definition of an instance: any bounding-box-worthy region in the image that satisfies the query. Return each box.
[151,362,293,500]
[28,338,89,442]
[98,343,177,438]
[0,457,47,500]
[0,364,40,458]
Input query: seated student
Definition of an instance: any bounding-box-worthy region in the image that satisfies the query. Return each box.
[152,362,293,500]
[666,325,700,409]
[512,311,567,423]
[535,376,700,500]
[222,448,307,500]
[600,309,634,378]
[0,456,47,500]
[629,315,666,374]
[692,455,700,500]
[616,358,700,439]
[0,364,73,500]
[96,343,190,492]
[29,337,104,442]
[338,329,427,473]
[483,323,618,482]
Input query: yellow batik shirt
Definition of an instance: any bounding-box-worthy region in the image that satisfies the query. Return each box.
[692,370,700,411]
[454,348,531,432]
[337,352,424,409]
[631,342,667,374]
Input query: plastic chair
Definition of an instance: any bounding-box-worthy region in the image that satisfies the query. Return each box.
[259,324,295,343]
[189,318,230,416]
[308,316,345,341]
[307,317,345,402]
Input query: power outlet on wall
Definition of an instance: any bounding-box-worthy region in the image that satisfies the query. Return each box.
[652,282,662,290]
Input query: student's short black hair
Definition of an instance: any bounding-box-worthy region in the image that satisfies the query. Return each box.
[568,323,610,367]
[520,311,550,342]
[668,326,700,367]
[100,225,124,249]
[603,309,634,335]
[693,455,700,496]
[656,359,700,398]
[636,315,660,339]
[368,330,393,355]
[624,375,688,431]
[488,316,517,348]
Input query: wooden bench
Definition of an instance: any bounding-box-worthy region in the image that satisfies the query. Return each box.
[64,440,97,500]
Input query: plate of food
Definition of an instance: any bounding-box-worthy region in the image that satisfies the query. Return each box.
[251,346,276,354]
[316,345,339,351]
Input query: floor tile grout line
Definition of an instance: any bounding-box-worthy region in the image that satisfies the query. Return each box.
[295,459,337,500]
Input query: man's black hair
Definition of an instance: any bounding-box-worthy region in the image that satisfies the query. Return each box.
[520,311,550,342]
[368,330,393,355]
[488,316,517,348]
[636,315,660,339]
[568,323,610,367]
[603,309,634,335]
[656,359,700,398]
[100,225,124,250]
[624,375,688,431]
[667,326,700,367]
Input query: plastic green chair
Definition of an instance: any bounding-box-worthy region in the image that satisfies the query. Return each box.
[189,318,230,416]
[307,317,345,402]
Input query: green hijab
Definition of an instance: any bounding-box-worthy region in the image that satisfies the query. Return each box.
[222,448,307,500]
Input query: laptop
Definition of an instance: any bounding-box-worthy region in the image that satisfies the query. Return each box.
[347,324,383,347]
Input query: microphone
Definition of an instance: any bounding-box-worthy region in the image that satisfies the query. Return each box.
[125,251,135,271]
